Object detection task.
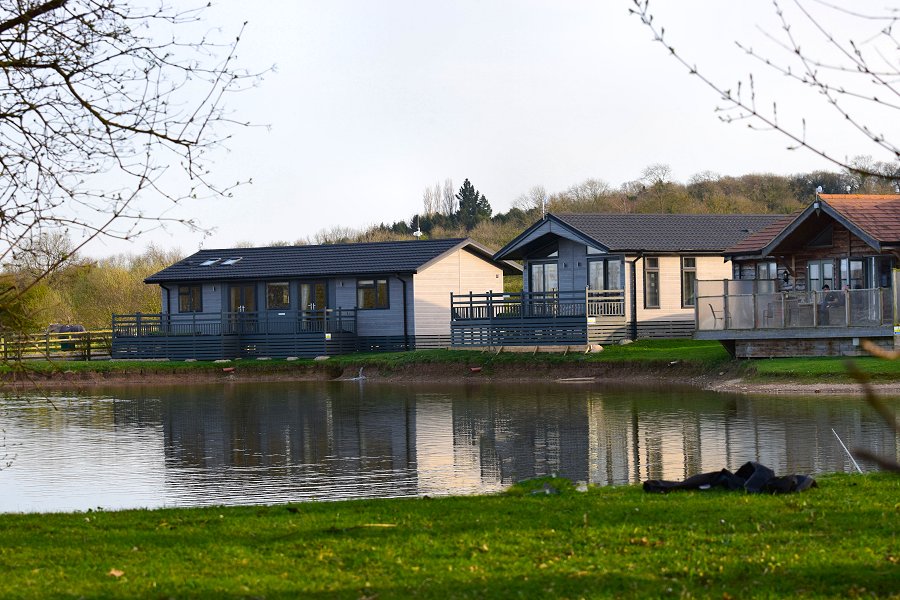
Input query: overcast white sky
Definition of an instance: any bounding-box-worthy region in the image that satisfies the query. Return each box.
[86,0,898,257]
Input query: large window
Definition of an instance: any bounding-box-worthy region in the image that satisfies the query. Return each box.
[178,285,202,313]
[357,278,389,309]
[588,257,623,290]
[266,282,290,310]
[681,257,697,308]
[808,260,834,291]
[529,262,558,293]
[644,257,659,309]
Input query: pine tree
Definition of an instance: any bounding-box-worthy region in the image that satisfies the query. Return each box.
[456,179,492,231]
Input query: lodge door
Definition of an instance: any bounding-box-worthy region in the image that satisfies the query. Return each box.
[300,281,327,331]
[229,284,257,333]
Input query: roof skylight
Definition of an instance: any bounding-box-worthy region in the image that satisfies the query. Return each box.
[222,257,243,265]
[199,257,221,266]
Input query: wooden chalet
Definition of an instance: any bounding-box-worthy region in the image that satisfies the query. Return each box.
[695,194,900,357]
[450,212,782,347]
[112,238,520,360]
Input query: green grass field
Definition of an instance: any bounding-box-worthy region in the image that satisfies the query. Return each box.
[5,339,900,386]
[0,473,896,599]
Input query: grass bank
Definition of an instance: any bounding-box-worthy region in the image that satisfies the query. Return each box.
[3,339,900,387]
[1,473,896,599]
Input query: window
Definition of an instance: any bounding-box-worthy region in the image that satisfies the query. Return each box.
[529,262,558,293]
[222,257,242,266]
[839,258,865,290]
[807,225,833,248]
[644,257,660,309]
[266,282,290,309]
[357,278,389,309]
[199,257,221,266]
[588,258,623,290]
[756,262,777,280]
[681,257,697,308]
[808,260,834,291]
[178,285,202,312]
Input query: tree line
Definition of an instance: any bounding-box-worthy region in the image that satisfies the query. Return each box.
[315,158,900,251]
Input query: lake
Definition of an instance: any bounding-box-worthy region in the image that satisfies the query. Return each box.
[1,381,897,512]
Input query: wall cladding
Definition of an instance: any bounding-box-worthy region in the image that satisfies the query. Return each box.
[735,336,895,358]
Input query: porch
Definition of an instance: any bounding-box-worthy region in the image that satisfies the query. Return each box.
[111,309,358,360]
[450,289,627,347]
[694,280,897,357]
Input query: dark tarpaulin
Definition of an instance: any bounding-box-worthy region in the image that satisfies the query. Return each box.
[643,461,817,494]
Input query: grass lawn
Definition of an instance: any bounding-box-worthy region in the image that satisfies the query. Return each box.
[0,473,896,599]
[4,339,900,386]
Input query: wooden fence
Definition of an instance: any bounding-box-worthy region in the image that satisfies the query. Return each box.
[0,329,113,361]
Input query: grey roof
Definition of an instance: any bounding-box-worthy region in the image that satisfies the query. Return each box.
[492,213,788,260]
[146,238,518,284]
[553,213,785,252]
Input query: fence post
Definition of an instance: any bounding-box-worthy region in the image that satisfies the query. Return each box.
[86,331,92,361]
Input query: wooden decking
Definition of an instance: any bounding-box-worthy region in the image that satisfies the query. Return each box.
[450,290,627,346]
[111,309,358,360]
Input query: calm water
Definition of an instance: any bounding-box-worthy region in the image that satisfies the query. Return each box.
[1,381,897,513]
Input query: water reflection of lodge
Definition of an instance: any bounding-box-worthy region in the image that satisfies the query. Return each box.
[158,383,898,499]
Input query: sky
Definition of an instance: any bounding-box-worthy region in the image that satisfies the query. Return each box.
[84,0,898,257]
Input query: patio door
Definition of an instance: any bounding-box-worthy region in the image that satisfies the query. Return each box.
[229,284,257,333]
[300,281,327,331]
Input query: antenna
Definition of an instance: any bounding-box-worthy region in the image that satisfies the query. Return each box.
[413,216,423,239]
[816,185,823,194]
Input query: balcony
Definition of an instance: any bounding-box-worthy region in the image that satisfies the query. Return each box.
[450,289,626,347]
[111,309,358,359]
[695,280,894,344]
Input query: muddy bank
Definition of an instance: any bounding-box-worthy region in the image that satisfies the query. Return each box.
[2,359,896,396]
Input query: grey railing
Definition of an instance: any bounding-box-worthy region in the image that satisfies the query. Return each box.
[112,309,358,337]
[451,289,625,321]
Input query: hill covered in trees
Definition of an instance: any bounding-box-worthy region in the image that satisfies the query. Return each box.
[314,160,900,252]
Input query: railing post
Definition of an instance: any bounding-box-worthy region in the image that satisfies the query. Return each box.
[781,292,786,328]
[752,293,758,329]
[488,290,493,322]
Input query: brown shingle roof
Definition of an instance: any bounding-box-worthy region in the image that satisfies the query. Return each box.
[819,194,900,243]
[724,213,799,255]
[725,194,900,256]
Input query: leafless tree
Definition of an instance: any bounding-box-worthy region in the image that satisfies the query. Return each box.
[0,0,259,317]
[631,0,900,179]
[513,185,548,213]
[422,185,437,216]
[441,178,456,216]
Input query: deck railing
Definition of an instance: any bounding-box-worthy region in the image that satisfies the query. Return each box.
[112,309,358,338]
[451,289,625,321]
[696,286,893,331]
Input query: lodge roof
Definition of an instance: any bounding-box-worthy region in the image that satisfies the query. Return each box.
[145,238,519,284]
[554,213,785,252]
[493,213,785,260]
[725,194,900,257]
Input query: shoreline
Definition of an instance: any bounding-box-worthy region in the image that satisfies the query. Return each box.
[2,360,899,396]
